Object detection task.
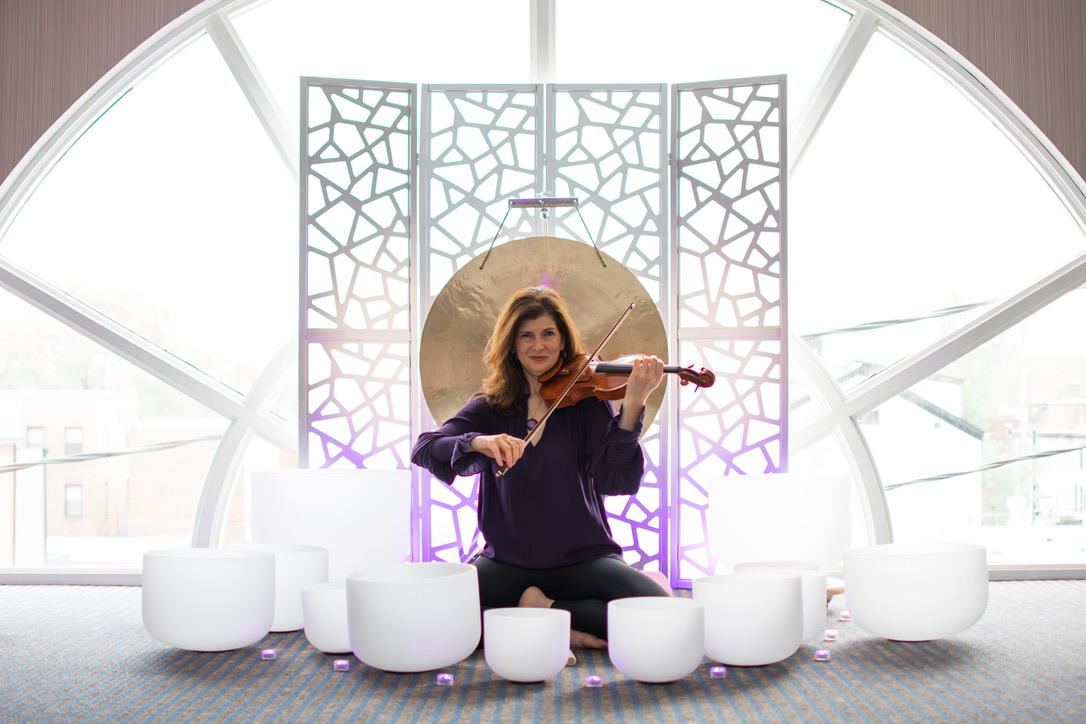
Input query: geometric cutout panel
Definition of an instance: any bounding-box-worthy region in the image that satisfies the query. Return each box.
[302,78,415,468]
[305,340,411,470]
[672,77,787,584]
[302,77,786,587]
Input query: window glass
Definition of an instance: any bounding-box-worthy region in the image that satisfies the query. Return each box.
[0,35,298,398]
[871,287,1086,564]
[790,31,1086,392]
[230,0,531,127]
[555,0,851,124]
[0,292,227,567]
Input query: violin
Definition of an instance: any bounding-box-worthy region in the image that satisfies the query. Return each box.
[538,353,716,408]
[494,301,714,477]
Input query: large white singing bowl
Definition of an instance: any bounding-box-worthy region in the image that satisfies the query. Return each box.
[844,542,988,641]
[302,581,351,654]
[142,548,275,652]
[484,608,571,683]
[706,474,852,572]
[251,469,411,581]
[693,571,803,666]
[347,562,480,673]
[607,597,705,683]
[230,543,329,632]
[734,561,826,643]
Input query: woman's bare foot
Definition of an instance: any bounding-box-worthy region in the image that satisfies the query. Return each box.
[570,629,607,649]
[518,585,554,608]
[518,586,607,649]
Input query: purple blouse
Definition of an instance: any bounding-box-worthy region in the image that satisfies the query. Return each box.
[410,394,646,569]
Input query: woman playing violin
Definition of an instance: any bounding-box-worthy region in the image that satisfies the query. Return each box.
[410,285,668,650]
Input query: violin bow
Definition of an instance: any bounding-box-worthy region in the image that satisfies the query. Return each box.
[495,302,636,477]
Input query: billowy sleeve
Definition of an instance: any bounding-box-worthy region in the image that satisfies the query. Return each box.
[583,398,645,495]
[410,397,494,484]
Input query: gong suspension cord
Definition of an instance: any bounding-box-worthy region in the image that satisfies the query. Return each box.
[479,197,605,270]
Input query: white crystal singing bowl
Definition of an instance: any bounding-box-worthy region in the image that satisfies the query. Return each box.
[607,597,705,683]
[844,542,988,641]
[302,581,351,654]
[142,548,274,652]
[230,543,329,632]
[346,562,481,672]
[484,608,571,683]
[251,469,412,581]
[693,571,803,666]
[733,561,827,643]
[706,474,852,572]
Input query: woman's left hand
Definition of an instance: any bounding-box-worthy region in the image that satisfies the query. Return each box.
[616,355,664,431]
[622,355,665,409]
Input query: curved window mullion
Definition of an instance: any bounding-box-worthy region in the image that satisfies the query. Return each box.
[0,1,233,241]
[855,0,1086,233]
[789,330,894,543]
[194,339,298,547]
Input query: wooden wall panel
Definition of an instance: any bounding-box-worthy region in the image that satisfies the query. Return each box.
[882,0,1086,185]
[0,0,201,184]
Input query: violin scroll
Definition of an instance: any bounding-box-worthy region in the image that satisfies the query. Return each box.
[675,366,715,389]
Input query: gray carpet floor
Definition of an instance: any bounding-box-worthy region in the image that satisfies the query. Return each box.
[1,580,1084,722]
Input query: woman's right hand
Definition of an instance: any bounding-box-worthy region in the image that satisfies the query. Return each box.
[470,433,526,470]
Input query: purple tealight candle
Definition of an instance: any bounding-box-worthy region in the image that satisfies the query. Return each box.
[814,649,832,662]
[823,629,839,642]
[333,659,350,672]
[710,666,727,679]
[584,675,603,688]
[260,648,277,661]
[838,610,852,622]
[436,673,454,686]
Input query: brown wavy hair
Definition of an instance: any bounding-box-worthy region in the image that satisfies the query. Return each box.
[480,286,584,415]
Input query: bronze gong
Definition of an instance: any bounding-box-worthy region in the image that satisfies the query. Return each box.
[419,236,669,432]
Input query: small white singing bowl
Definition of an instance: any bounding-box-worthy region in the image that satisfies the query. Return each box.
[844,542,988,641]
[229,543,329,632]
[484,608,571,683]
[693,571,803,666]
[142,548,274,652]
[607,597,705,683]
[733,561,827,643]
[347,562,480,673]
[302,581,351,654]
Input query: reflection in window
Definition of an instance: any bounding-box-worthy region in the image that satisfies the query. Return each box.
[64,484,83,519]
[64,427,83,456]
[26,427,44,447]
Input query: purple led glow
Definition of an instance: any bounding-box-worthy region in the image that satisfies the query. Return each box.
[710,666,727,680]
[261,648,277,660]
[823,629,839,642]
[814,649,831,662]
[436,673,454,687]
[838,610,852,622]
[333,659,350,672]
[584,675,603,688]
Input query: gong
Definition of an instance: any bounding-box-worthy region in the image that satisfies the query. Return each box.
[419,236,669,431]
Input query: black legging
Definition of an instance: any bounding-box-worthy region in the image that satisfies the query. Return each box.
[472,556,670,640]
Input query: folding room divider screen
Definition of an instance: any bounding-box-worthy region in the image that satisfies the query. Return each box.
[300,76,787,586]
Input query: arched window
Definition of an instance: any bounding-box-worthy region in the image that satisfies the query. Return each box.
[1,0,1084,579]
